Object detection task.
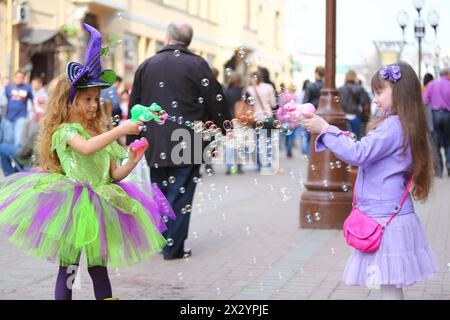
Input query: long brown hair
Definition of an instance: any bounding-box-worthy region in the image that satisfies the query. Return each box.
[368,61,433,201]
[36,74,108,173]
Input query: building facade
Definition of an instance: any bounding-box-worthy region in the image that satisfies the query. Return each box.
[1,0,291,88]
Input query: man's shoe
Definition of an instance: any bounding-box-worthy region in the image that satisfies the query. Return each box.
[163,249,192,260]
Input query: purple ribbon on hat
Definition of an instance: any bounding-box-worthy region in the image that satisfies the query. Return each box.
[379,65,402,83]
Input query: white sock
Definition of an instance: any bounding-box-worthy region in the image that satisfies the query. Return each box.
[380,285,404,300]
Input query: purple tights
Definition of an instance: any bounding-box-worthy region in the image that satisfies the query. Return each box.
[55,265,112,300]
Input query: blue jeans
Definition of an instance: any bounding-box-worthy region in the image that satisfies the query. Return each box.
[349,116,362,140]
[285,128,298,157]
[298,126,310,155]
[0,117,26,176]
[432,110,450,174]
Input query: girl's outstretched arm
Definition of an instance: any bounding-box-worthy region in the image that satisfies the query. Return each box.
[110,141,148,182]
[68,120,143,155]
[301,113,402,167]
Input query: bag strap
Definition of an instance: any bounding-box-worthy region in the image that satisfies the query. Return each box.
[384,177,413,227]
[252,85,265,110]
[353,176,413,226]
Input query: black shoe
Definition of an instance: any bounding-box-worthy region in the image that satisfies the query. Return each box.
[163,249,192,260]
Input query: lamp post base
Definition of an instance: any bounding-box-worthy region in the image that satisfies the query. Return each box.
[300,190,352,229]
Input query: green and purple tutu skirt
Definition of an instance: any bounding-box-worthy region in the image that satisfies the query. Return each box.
[0,171,175,268]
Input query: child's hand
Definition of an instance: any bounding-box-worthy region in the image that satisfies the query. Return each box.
[118,120,144,136]
[300,112,330,134]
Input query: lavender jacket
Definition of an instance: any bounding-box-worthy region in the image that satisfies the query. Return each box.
[316,115,414,217]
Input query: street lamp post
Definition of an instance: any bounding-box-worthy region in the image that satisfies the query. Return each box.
[299,0,352,229]
[397,0,439,79]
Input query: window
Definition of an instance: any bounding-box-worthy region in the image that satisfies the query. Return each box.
[246,0,257,31]
[163,0,188,10]
[199,0,210,20]
[275,11,281,49]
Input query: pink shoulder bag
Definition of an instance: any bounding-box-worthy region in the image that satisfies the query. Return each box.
[343,177,412,253]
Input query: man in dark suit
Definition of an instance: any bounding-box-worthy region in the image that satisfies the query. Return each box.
[127,21,230,260]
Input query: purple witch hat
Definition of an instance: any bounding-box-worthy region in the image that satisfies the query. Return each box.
[66,23,116,103]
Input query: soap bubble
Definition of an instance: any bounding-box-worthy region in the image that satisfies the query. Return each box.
[159,82,164,88]
[314,212,321,221]
[174,49,181,57]
[273,120,281,129]
[223,120,232,131]
[201,79,209,87]
[280,123,294,136]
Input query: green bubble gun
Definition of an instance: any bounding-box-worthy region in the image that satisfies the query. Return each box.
[130,103,168,125]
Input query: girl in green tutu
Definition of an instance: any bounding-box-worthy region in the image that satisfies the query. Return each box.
[0,23,175,300]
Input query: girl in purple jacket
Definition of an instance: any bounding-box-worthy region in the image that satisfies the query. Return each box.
[301,61,439,300]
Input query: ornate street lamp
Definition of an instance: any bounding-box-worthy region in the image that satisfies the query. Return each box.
[397,0,439,79]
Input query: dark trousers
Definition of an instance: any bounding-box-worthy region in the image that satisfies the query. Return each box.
[432,110,450,175]
[150,165,201,258]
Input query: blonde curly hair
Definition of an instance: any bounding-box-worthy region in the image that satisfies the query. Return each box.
[36,74,109,173]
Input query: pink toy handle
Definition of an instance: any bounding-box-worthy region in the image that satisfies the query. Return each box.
[130,139,149,159]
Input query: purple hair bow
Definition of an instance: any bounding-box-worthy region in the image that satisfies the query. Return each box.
[379,65,402,83]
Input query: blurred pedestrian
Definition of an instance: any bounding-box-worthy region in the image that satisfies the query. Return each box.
[297,80,311,156]
[0,70,34,176]
[224,72,244,174]
[246,70,276,171]
[280,85,300,159]
[0,74,7,121]
[31,77,48,122]
[338,70,371,140]
[301,66,325,154]
[127,21,230,260]
[423,67,450,177]
[258,66,276,92]
[101,76,123,126]
[422,73,434,133]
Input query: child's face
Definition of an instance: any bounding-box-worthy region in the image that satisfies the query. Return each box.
[372,81,393,114]
[73,87,100,121]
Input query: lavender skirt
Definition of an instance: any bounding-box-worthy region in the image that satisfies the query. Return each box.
[342,213,440,288]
